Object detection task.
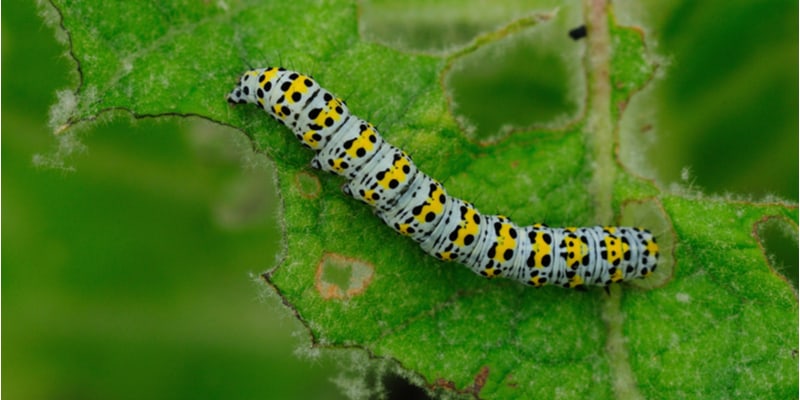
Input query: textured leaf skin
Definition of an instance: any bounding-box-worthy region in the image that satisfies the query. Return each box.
[48,0,798,398]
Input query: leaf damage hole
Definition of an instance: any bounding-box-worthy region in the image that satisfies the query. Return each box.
[294,171,321,199]
[382,372,433,400]
[315,253,374,300]
[753,216,799,289]
[444,18,585,144]
[429,365,489,397]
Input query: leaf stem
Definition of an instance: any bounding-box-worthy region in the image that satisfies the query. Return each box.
[584,0,614,224]
[584,1,644,399]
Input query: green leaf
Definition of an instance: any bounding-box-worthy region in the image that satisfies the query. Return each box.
[47,0,798,398]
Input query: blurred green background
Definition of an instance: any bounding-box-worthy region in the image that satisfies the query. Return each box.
[3,2,346,399]
[3,1,797,399]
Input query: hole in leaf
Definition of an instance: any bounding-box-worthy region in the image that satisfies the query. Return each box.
[754,216,799,289]
[359,0,562,53]
[446,23,584,143]
[315,253,374,300]
[383,372,433,400]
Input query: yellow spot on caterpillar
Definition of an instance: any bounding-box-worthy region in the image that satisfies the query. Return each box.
[529,231,551,268]
[646,239,659,258]
[564,234,588,268]
[260,68,279,87]
[302,130,321,149]
[331,158,346,173]
[493,221,516,262]
[568,274,584,288]
[610,267,624,282]
[377,153,410,190]
[602,234,630,267]
[313,97,344,127]
[345,124,377,159]
[396,223,412,235]
[530,276,545,287]
[454,207,479,247]
[362,189,377,205]
[483,267,500,278]
[438,251,454,261]
[284,75,312,104]
[414,184,446,223]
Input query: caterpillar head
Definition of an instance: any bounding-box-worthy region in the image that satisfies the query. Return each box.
[617,227,659,281]
[227,67,280,106]
[227,69,260,105]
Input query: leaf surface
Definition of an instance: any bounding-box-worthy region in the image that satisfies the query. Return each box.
[47,0,798,397]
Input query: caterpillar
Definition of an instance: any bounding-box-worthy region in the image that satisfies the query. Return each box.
[227,67,659,289]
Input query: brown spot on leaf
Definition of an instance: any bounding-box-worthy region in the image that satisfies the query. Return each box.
[315,253,374,300]
[617,100,628,114]
[472,366,489,392]
[429,365,490,398]
[294,171,321,199]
